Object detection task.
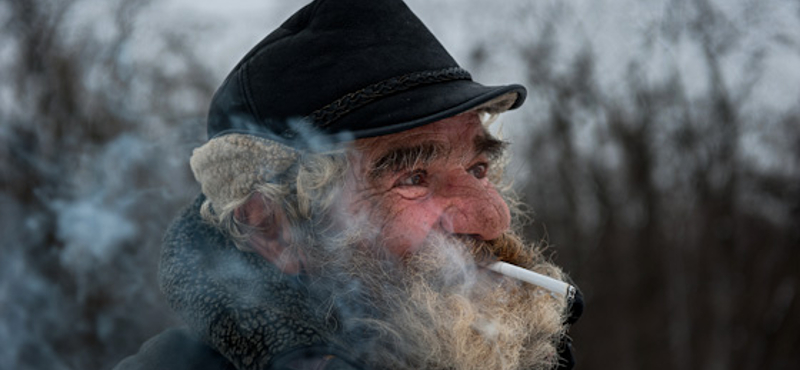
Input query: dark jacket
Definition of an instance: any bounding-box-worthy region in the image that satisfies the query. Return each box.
[113,196,362,370]
[113,327,234,370]
[113,195,579,369]
[113,327,360,370]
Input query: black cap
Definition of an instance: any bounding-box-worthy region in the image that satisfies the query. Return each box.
[207,0,526,149]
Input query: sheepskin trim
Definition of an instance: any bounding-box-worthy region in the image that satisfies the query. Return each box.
[190,134,299,211]
[474,92,519,114]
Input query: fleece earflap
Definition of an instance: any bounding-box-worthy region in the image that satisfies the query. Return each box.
[190,134,299,212]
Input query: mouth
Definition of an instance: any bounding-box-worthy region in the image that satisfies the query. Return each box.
[455,233,527,265]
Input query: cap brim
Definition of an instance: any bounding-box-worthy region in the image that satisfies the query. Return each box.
[324,79,527,139]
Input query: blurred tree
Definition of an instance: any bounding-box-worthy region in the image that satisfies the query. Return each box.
[2,0,797,369]
[0,0,215,368]
[509,0,800,369]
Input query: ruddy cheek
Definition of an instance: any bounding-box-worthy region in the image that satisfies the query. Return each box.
[380,202,441,256]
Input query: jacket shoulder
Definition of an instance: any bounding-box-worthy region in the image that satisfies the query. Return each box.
[113,327,235,370]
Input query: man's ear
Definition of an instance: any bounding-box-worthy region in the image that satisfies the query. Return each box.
[234,194,303,274]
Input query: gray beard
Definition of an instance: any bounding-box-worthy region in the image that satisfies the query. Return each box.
[301,231,569,370]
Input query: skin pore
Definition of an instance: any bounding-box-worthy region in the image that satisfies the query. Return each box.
[345,111,512,258]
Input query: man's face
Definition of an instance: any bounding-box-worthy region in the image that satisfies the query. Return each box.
[342,111,512,258]
[309,116,568,368]
[290,112,567,369]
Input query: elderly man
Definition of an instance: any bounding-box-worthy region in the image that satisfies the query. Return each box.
[115,0,581,369]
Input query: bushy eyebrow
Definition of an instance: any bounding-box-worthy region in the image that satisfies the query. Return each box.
[474,133,508,163]
[368,142,444,182]
[366,132,508,182]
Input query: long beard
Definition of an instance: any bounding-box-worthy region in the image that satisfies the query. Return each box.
[301,231,568,370]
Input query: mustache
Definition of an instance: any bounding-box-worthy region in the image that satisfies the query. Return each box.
[456,232,539,268]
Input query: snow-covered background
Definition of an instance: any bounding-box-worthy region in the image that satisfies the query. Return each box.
[1,0,798,369]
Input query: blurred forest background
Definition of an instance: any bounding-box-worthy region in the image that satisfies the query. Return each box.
[0,0,797,369]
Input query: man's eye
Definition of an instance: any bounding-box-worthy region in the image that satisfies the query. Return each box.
[396,170,427,187]
[469,163,488,179]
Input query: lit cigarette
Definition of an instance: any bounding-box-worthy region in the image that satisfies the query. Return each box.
[487,261,575,298]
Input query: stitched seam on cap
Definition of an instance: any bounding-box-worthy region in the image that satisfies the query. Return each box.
[307,67,472,128]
